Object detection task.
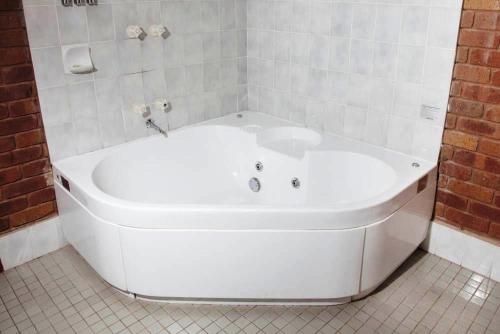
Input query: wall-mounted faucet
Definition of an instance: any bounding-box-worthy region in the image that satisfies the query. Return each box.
[145,119,168,137]
[134,99,171,137]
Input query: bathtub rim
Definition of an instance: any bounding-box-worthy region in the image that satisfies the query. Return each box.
[52,112,437,230]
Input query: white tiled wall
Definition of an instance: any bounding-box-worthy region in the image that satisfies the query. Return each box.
[246,0,462,162]
[0,216,66,270]
[25,0,461,163]
[23,0,248,160]
[422,220,500,282]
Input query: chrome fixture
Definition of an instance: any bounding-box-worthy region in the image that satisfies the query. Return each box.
[249,177,261,192]
[62,0,97,6]
[146,119,168,137]
[291,177,301,189]
[412,162,420,168]
[255,161,263,172]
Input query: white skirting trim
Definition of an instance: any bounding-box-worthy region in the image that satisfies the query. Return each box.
[421,220,500,282]
[1,217,499,283]
[0,216,67,271]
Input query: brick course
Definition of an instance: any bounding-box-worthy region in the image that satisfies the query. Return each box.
[436,3,500,241]
[0,0,56,234]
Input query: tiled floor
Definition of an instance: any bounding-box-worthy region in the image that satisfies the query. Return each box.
[0,247,499,334]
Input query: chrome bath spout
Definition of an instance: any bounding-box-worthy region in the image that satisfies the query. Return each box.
[145,119,168,137]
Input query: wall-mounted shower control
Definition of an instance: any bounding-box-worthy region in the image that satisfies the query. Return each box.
[154,98,171,113]
[134,104,150,118]
[149,25,168,38]
[126,25,147,40]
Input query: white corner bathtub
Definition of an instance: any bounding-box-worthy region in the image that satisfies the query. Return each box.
[53,112,437,304]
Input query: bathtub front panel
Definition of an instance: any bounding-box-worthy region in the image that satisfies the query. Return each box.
[359,170,437,295]
[119,227,365,301]
[55,184,128,292]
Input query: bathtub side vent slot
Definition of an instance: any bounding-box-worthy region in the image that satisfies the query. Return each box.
[61,175,71,192]
[417,175,428,193]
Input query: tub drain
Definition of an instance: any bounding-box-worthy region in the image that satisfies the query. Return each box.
[249,177,261,192]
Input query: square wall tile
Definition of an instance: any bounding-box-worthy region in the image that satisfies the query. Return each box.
[386,115,415,154]
[38,86,72,127]
[24,5,59,48]
[31,47,65,89]
[44,123,77,161]
[374,5,402,43]
[91,41,120,79]
[423,48,456,89]
[397,46,426,84]
[331,3,352,37]
[57,6,88,45]
[113,3,138,40]
[401,6,429,46]
[87,4,115,42]
[351,4,376,40]
[428,7,461,48]
[344,106,367,140]
[74,118,102,154]
[364,112,389,146]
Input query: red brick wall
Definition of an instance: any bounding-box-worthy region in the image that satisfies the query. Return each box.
[0,0,57,234]
[436,1,500,240]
